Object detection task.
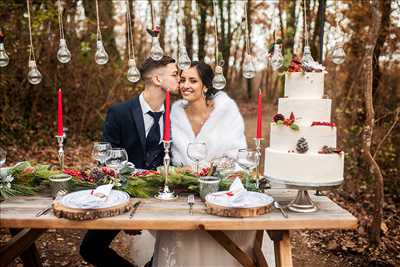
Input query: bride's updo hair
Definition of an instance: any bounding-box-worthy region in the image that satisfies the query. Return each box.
[190,61,218,100]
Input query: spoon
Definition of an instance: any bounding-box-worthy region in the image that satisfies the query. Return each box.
[274,201,288,218]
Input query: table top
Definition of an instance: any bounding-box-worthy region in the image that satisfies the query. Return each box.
[0,189,357,231]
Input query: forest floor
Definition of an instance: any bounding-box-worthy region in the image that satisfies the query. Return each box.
[1,101,399,267]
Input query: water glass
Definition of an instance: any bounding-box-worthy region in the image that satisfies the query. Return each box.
[92,142,111,165]
[236,149,259,177]
[0,147,6,167]
[187,142,207,175]
[105,148,128,173]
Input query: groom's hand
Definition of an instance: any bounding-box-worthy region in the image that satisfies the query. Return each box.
[124,230,142,235]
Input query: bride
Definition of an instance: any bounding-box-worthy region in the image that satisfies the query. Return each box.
[151,61,275,267]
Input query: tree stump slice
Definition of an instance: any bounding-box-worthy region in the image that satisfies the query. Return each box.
[52,199,131,221]
[205,201,272,218]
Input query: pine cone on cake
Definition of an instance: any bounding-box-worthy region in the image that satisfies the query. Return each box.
[296,138,309,153]
[319,145,342,154]
[273,113,285,123]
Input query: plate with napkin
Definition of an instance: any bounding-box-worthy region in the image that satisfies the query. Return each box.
[205,177,273,208]
[61,184,130,209]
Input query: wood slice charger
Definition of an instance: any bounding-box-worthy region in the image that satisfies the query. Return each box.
[52,190,131,221]
[205,191,274,218]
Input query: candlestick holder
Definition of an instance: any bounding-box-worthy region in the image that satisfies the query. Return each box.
[56,135,65,170]
[155,140,177,200]
[254,138,264,188]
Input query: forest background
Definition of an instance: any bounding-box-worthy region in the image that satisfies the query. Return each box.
[0,0,399,266]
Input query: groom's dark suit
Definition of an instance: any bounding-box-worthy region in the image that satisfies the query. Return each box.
[80,96,164,266]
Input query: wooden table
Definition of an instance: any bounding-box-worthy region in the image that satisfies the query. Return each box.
[0,189,357,267]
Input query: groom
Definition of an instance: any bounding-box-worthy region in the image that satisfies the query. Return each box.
[80,56,179,267]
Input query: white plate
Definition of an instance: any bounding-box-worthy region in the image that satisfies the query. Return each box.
[61,189,130,209]
[206,191,273,208]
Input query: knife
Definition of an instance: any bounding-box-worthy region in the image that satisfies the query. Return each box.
[129,201,141,219]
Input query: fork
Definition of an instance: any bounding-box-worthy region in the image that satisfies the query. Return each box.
[35,190,67,217]
[187,194,195,215]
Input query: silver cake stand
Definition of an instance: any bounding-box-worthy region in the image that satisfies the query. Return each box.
[266,176,343,213]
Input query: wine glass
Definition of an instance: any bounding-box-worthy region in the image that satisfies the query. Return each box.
[0,147,6,167]
[187,142,207,175]
[236,149,259,178]
[105,148,128,174]
[92,142,111,166]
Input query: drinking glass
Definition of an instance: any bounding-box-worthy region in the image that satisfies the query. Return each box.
[92,142,111,166]
[236,149,259,178]
[0,147,6,167]
[105,148,128,174]
[187,142,207,175]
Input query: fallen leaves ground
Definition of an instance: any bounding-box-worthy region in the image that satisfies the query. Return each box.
[1,101,399,267]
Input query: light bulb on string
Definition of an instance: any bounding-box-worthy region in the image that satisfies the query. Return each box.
[271,44,283,71]
[150,36,163,61]
[57,38,71,63]
[331,44,346,65]
[127,59,141,83]
[212,64,226,90]
[301,45,315,67]
[0,30,9,67]
[178,46,191,70]
[243,53,256,79]
[28,60,42,85]
[95,40,109,65]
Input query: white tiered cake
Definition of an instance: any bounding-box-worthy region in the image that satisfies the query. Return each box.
[264,72,344,186]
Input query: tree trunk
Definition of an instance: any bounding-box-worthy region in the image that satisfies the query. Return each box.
[183,0,193,59]
[159,1,171,50]
[283,0,296,56]
[361,0,383,246]
[196,0,207,61]
[246,0,253,99]
[311,0,326,63]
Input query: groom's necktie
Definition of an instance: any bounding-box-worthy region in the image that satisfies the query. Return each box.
[145,111,164,170]
[146,111,163,147]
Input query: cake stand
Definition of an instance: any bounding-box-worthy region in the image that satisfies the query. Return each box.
[266,176,343,212]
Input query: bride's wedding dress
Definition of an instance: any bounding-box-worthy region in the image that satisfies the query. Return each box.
[152,92,275,267]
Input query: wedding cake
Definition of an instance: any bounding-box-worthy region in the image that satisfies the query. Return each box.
[264,68,344,186]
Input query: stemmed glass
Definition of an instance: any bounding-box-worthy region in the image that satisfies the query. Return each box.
[105,148,128,174]
[187,142,207,175]
[0,147,6,167]
[236,149,259,178]
[92,142,111,166]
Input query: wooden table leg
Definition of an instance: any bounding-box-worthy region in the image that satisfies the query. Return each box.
[0,228,45,267]
[204,229,256,267]
[267,230,293,267]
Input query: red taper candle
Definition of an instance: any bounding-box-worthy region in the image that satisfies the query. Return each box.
[256,89,262,139]
[163,90,171,141]
[57,88,63,136]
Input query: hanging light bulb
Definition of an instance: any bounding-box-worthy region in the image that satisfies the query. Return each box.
[0,29,9,67]
[0,42,9,68]
[271,44,283,71]
[57,38,71,64]
[28,60,42,85]
[150,37,163,61]
[302,45,314,67]
[127,59,141,83]
[331,44,346,65]
[178,46,191,70]
[243,53,256,79]
[212,65,226,90]
[95,40,108,65]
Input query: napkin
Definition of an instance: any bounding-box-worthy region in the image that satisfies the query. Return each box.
[227,178,249,207]
[79,184,114,209]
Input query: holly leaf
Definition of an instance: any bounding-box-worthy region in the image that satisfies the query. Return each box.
[290,124,300,131]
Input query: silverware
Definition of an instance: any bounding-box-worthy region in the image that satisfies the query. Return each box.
[274,201,288,218]
[36,190,67,217]
[129,201,141,219]
[187,194,195,215]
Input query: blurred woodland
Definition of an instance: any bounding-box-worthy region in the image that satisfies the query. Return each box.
[0,0,400,265]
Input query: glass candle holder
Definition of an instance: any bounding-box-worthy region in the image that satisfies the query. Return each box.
[199,176,220,201]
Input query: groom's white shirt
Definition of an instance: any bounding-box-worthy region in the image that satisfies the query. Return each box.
[139,92,164,141]
[171,91,247,166]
